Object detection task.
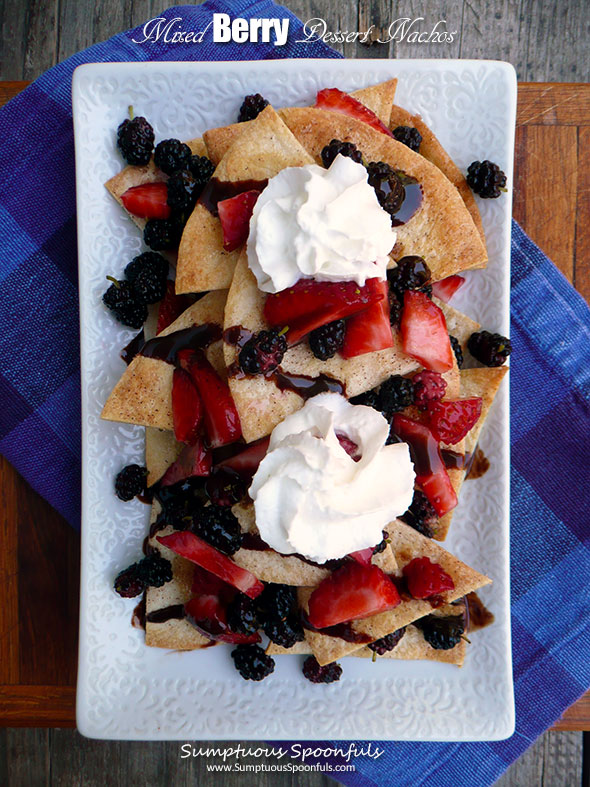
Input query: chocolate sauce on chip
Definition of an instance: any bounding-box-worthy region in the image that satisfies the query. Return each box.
[441,449,465,470]
[121,329,145,365]
[223,325,254,348]
[391,174,423,226]
[465,592,494,631]
[146,604,186,624]
[200,178,268,217]
[131,594,146,630]
[301,613,372,644]
[140,323,221,365]
[274,370,345,399]
[465,447,490,480]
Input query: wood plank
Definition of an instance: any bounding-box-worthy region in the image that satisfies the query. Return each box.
[574,126,590,302]
[3,729,50,786]
[0,686,76,726]
[21,0,59,81]
[0,457,19,684]
[541,731,583,785]
[518,83,590,126]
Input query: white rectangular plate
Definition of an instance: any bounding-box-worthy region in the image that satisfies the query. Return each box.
[73,59,516,741]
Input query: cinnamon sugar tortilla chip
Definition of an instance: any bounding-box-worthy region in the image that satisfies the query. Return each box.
[389,104,485,247]
[203,79,398,165]
[436,298,480,349]
[175,106,314,294]
[101,290,227,429]
[145,427,182,487]
[278,107,487,278]
[224,251,420,443]
[299,519,490,665]
[105,137,207,231]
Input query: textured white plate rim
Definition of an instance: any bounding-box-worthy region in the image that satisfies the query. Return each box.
[73,58,516,742]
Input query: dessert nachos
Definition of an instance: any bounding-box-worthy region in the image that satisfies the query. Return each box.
[101,77,511,683]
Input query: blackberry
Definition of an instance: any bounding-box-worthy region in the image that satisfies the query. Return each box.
[400,489,438,538]
[392,125,422,152]
[349,389,380,410]
[156,477,208,529]
[124,252,169,304]
[154,139,192,176]
[117,116,154,166]
[238,93,269,123]
[387,256,431,302]
[257,583,297,624]
[320,139,364,169]
[420,283,433,298]
[192,505,243,555]
[449,335,464,368]
[144,216,183,251]
[372,530,389,554]
[377,375,415,418]
[302,656,342,684]
[103,278,148,329]
[389,291,402,328]
[188,155,215,186]
[227,595,259,636]
[231,644,275,680]
[412,370,447,408]
[238,329,287,375]
[114,564,144,598]
[308,319,346,361]
[114,463,148,501]
[368,627,406,655]
[468,330,512,367]
[415,614,465,650]
[263,614,305,648]
[466,160,507,199]
[137,553,173,587]
[205,467,247,507]
[366,161,405,219]
[166,169,200,212]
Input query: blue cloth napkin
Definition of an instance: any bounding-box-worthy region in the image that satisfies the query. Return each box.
[0,2,588,783]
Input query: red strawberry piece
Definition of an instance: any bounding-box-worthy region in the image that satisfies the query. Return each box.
[348,547,374,565]
[431,275,465,303]
[400,290,454,373]
[178,350,242,447]
[160,438,211,486]
[156,281,194,334]
[307,561,400,629]
[172,367,203,444]
[218,190,260,252]
[391,415,458,517]
[121,182,171,220]
[264,278,384,345]
[315,88,394,138]
[402,556,455,599]
[425,398,483,445]
[340,278,394,358]
[157,531,264,598]
[216,436,270,477]
[336,432,361,461]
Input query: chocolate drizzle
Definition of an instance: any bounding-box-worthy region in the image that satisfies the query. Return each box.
[121,329,145,365]
[140,323,221,365]
[465,592,494,631]
[465,447,490,480]
[146,604,186,624]
[200,177,268,217]
[274,370,345,399]
[441,449,465,470]
[392,174,423,226]
[301,612,372,644]
[131,594,147,630]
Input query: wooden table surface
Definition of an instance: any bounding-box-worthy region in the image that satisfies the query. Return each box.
[0,78,588,734]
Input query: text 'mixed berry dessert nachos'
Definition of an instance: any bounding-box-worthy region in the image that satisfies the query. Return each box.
[102,79,510,682]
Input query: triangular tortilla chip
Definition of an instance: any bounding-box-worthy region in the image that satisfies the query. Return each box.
[300,519,490,665]
[203,79,398,165]
[389,104,485,247]
[145,427,183,487]
[101,290,227,429]
[436,298,480,348]
[175,106,314,294]
[224,251,424,443]
[105,137,207,231]
[278,107,487,279]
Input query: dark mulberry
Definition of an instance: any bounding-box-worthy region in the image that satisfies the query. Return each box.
[231,644,275,680]
[154,139,192,175]
[188,155,215,186]
[387,256,431,302]
[366,161,405,219]
[192,505,243,555]
[466,160,507,199]
[349,388,380,410]
[124,252,169,304]
[239,329,287,375]
[320,139,364,169]
[144,216,183,250]
[308,319,346,361]
[368,627,406,655]
[263,614,305,648]
[103,278,148,329]
[449,335,464,368]
[117,116,154,166]
[227,595,259,636]
[205,467,247,507]
[137,553,173,587]
[400,489,438,538]
[412,370,447,407]
[238,94,269,123]
[378,375,415,418]
[166,169,200,212]
[114,463,148,501]
[114,564,144,598]
[389,291,402,328]
[415,614,465,650]
[302,656,342,684]
[392,126,422,152]
[468,330,512,367]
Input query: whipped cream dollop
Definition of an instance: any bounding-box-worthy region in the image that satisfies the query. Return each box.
[249,393,415,563]
[247,155,397,293]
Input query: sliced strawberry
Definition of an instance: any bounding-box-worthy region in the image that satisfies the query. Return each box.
[400,290,454,373]
[402,557,455,599]
[178,350,242,447]
[315,88,394,138]
[348,547,374,565]
[172,367,203,444]
[425,398,483,445]
[157,531,264,599]
[264,278,384,345]
[160,438,211,486]
[391,415,458,517]
[336,432,361,461]
[218,190,260,252]
[431,275,465,303]
[340,279,394,358]
[156,281,194,334]
[307,561,400,629]
[217,437,270,477]
[121,182,171,219]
